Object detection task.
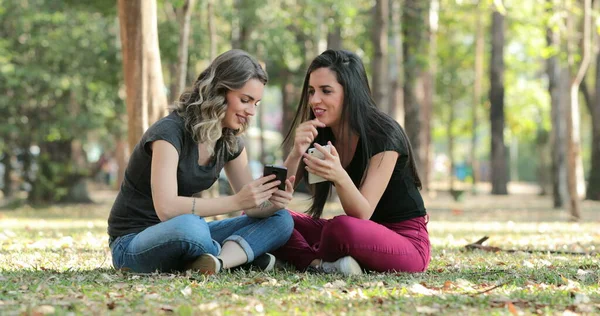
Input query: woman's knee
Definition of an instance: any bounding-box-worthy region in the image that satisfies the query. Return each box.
[323,216,363,242]
[273,209,294,235]
[161,214,214,246]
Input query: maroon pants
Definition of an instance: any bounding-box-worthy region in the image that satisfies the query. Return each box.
[273,211,431,273]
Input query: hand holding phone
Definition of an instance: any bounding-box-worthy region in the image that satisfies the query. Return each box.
[307,144,331,184]
[263,165,288,190]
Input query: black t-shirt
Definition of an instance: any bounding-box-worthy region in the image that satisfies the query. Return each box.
[107,111,244,238]
[344,129,426,223]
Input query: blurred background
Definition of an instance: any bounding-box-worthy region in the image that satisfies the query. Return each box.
[0,0,598,220]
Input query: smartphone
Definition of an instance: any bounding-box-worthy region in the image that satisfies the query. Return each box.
[307,145,331,184]
[263,165,287,190]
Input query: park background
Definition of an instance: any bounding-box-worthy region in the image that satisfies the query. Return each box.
[0,0,599,315]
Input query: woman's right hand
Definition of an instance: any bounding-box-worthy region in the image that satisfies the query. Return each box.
[293,119,326,157]
[234,174,281,210]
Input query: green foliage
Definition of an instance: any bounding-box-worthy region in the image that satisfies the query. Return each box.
[0,0,123,202]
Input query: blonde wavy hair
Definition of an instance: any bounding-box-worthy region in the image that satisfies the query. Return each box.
[169,49,268,164]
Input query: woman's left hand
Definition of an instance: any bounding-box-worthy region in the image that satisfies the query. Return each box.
[268,175,296,210]
[303,142,347,184]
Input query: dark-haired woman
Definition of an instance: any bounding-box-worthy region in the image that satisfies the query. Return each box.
[274,49,430,275]
[107,50,294,274]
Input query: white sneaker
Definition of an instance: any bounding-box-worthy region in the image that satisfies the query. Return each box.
[320,256,363,276]
[187,253,221,275]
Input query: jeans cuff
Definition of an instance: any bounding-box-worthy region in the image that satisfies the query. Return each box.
[223,235,255,262]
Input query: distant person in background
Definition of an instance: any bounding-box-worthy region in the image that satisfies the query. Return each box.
[107,49,294,274]
[274,49,430,275]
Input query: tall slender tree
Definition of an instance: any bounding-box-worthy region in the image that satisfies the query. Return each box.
[403,0,430,174]
[565,0,592,219]
[546,0,567,207]
[207,0,217,61]
[420,0,438,191]
[372,0,389,112]
[489,7,508,195]
[471,0,485,192]
[173,0,197,100]
[389,0,405,126]
[118,0,168,152]
[585,49,600,201]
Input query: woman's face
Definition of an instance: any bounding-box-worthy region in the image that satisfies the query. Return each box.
[222,78,264,130]
[308,67,344,129]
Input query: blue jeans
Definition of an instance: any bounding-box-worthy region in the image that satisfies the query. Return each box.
[109,210,293,273]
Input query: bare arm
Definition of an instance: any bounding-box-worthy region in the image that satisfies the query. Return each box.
[303,143,398,220]
[335,151,398,219]
[284,151,303,186]
[150,140,241,221]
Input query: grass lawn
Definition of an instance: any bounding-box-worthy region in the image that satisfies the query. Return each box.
[1,186,599,315]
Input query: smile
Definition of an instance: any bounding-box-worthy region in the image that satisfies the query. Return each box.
[237,115,247,124]
[313,108,326,117]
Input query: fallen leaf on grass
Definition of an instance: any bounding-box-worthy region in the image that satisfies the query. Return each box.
[345,288,367,299]
[506,302,518,315]
[443,280,453,291]
[180,286,192,297]
[197,302,219,312]
[106,292,124,298]
[451,209,463,216]
[362,281,385,288]
[160,305,175,312]
[106,301,116,310]
[255,304,264,313]
[408,283,438,296]
[32,305,55,315]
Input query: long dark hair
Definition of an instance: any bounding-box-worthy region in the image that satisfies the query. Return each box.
[284,49,421,219]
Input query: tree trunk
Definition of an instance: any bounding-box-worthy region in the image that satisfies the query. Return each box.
[546,1,567,207]
[371,0,389,112]
[231,0,252,51]
[1,149,13,199]
[207,0,217,60]
[115,138,128,190]
[447,95,455,192]
[29,140,92,204]
[327,25,343,50]
[402,0,430,174]
[118,0,168,152]
[471,1,484,191]
[565,0,591,220]
[420,0,438,191]
[489,10,508,195]
[586,48,600,200]
[144,0,168,124]
[173,0,196,100]
[389,0,405,126]
[281,69,297,157]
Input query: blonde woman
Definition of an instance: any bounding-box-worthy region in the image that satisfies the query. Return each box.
[108,50,294,274]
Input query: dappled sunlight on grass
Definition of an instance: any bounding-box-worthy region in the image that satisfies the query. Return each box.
[1,189,599,314]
